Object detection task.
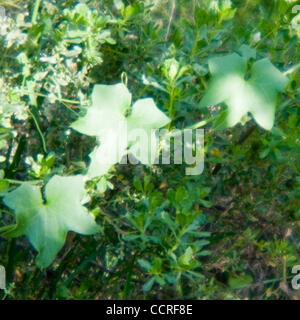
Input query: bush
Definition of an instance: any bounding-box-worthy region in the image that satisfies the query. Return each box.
[0,0,299,300]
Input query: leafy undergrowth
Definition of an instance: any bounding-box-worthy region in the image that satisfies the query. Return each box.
[0,0,300,300]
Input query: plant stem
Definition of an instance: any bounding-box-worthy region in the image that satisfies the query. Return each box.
[122,254,136,299]
[167,81,176,130]
[22,90,81,105]
[28,108,47,154]
[31,0,42,24]
[283,63,300,76]
[0,224,16,234]
[6,238,16,283]
[165,0,176,41]
[5,135,26,179]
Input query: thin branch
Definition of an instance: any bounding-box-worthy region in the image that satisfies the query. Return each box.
[165,0,176,41]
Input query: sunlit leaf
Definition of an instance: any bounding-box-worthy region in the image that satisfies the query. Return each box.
[3,175,100,268]
[200,53,288,130]
[71,83,170,178]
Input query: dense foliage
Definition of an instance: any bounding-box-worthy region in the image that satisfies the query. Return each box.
[0,0,299,300]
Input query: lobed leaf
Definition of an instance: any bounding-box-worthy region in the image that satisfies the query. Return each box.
[200,53,289,130]
[3,175,100,268]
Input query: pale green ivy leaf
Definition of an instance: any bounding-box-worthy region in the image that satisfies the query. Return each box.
[71,83,131,137]
[127,98,170,164]
[71,83,170,178]
[199,53,288,130]
[2,175,100,268]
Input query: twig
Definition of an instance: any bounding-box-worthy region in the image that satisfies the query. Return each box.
[165,0,176,41]
[28,108,47,154]
[31,0,42,24]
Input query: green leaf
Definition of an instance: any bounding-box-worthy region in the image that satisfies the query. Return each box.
[179,246,194,266]
[71,83,131,137]
[127,98,170,132]
[3,175,100,268]
[127,98,170,164]
[138,259,152,271]
[175,186,188,204]
[200,53,288,130]
[142,277,155,292]
[197,250,211,257]
[150,257,162,273]
[238,44,256,60]
[228,274,253,290]
[71,83,170,178]
[162,58,180,80]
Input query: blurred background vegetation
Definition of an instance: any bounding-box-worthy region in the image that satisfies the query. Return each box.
[0,0,300,299]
